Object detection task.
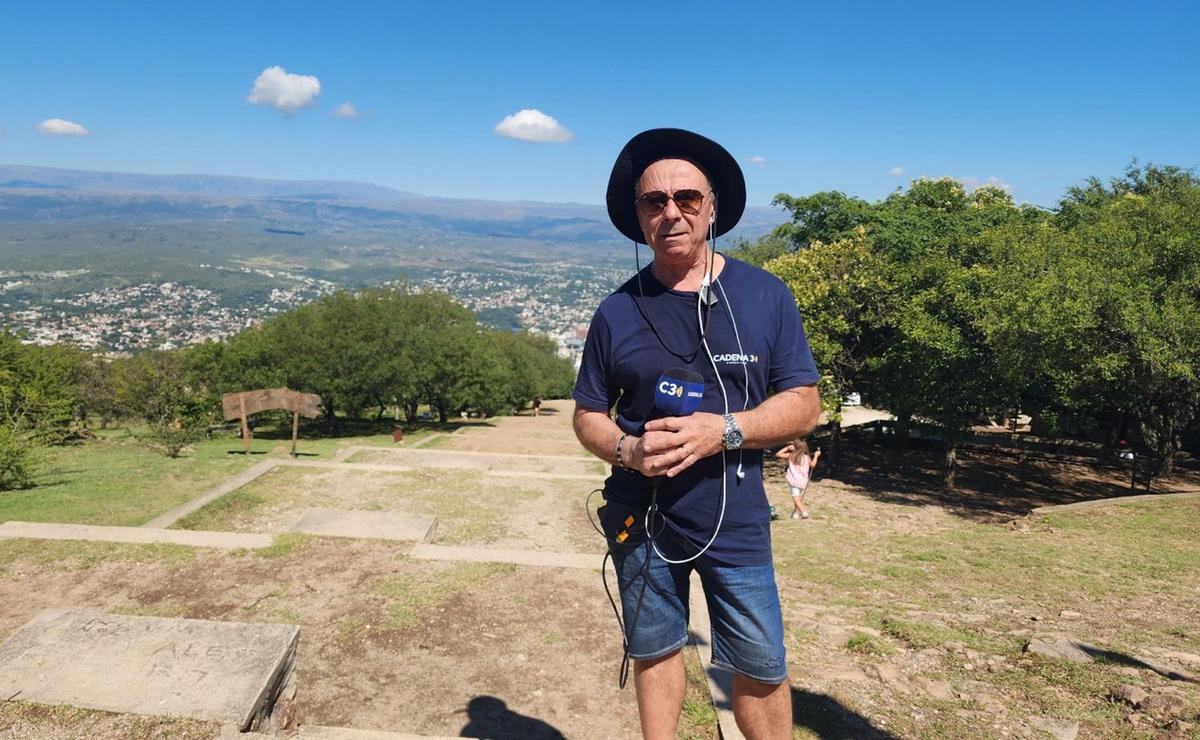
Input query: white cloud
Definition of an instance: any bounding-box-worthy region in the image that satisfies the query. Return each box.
[958,175,1013,194]
[889,166,905,177]
[749,156,767,166]
[986,175,1013,193]
[37,118,90,136]
[494,109,573,143]
[247,66,321,115]
[333,102,359,118]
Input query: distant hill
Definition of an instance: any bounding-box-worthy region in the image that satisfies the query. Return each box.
[0,164,785,240]
[0,164,788,350]
[0,164,412,201]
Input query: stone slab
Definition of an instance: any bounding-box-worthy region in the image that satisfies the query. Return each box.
[409,544,599,570]
[407,433,444,449]
[0,609,298,731]
[278,458,603,482]
[335,445,606,479]
[279,460,415,473]
[348,445,596,463]
[289,508,437,543]
[144,458,279,528]
[0,521,274,550]
[687,572,744,740]
[297,727,462,739]
[485,469,607,482]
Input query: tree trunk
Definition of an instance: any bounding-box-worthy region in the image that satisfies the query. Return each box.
[886,412,912,471]
[1156,438,1177,476]
[323,398,337,434]
[829,420,842,476]
[943,443,958,490]
[405,399,418,424]
[894,411,912,447]
[437,404,448,424]
[374,403,386,421]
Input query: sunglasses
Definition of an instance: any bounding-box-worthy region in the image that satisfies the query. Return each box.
[636,189,711,217]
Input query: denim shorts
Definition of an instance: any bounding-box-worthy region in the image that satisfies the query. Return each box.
[606,512,788,684]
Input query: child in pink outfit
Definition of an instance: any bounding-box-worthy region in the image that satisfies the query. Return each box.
[776,439,821,520]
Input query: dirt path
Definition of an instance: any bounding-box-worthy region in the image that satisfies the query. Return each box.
[429,400,590,457]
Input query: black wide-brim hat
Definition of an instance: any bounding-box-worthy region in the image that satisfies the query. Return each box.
[606,128,746,244]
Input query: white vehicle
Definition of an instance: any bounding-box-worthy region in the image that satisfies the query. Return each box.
[843,392,862,407]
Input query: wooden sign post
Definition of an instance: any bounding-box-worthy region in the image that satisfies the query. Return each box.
[239,393,251,454]
[221,389,324,457]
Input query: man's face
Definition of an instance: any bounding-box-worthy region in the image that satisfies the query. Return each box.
[635,158,715,264]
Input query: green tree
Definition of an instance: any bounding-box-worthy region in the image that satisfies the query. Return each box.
[114,351,210,458]
[1012,164,1200,470]
[767,229,896,471]
[78,354,120,429]
[765,179,1038,487]
[0,331,83,489]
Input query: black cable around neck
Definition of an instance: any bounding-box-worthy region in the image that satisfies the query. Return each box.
[632,238,718,362]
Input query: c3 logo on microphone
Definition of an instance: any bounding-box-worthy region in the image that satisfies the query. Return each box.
[658,381,685,398]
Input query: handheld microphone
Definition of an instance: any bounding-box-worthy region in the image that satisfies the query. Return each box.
[654,368,704,417]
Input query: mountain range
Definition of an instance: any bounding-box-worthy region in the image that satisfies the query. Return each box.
[0,164,787,348]
[0,164,784,244]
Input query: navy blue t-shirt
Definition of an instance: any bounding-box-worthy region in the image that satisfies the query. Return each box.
[573,256,820,565]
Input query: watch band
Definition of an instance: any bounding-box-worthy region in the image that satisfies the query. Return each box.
[722,413,744,450]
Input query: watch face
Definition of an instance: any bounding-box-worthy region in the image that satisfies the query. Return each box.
[723,415,744,449]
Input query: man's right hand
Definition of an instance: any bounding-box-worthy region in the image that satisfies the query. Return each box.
[626,434,673,478]
[628,424,706,478]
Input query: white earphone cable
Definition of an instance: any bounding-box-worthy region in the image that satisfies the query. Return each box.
[650,221,729,564]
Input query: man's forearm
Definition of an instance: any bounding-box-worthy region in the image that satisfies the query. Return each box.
[636,384,821,479]
[573,405,623,466]
[733,385,821,450]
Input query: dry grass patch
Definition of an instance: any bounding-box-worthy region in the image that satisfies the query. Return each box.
[370,560,517,630]
[0,701,217,739]
[773,482,1200,738]
[0,539,196,579]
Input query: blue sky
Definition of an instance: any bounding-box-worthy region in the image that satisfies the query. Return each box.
[3,0,1198,207]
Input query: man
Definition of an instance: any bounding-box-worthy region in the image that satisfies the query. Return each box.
[572,128,821,739]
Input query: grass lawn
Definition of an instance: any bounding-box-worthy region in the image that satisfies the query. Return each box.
[0,424,439,527]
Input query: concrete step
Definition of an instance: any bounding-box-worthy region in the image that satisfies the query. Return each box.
[289,508,437,543]
[296,727,461,739]
[143,459,279,529]
[409,544,600,570]
[687,572,744,740]
[0,521,273,550]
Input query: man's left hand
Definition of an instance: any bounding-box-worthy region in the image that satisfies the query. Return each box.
[643,412,725,478]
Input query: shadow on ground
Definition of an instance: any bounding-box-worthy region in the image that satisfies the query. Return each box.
[1078,644,1199,684]
[458,695,566,739]
[765,433,1200,523]
[792,687,899,739]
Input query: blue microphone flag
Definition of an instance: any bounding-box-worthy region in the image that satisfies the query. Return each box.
[654,368,705,417]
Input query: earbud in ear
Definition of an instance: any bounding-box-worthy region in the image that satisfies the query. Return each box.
[709,212,716,224]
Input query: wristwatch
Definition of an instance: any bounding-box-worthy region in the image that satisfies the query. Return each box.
[722,413,744,450]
